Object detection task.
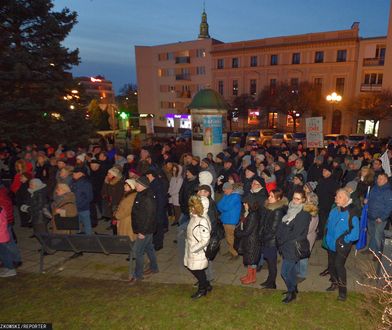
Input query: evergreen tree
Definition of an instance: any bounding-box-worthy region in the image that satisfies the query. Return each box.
[0,0,93,144]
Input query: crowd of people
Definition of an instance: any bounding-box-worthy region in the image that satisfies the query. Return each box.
[0,137,392,303]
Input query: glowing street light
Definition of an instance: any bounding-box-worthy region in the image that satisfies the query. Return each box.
[326,92,342,103]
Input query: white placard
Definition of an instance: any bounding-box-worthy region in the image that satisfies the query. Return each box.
[306,117,323,148]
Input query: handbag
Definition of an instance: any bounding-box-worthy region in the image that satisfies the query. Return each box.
[295,238,310,259]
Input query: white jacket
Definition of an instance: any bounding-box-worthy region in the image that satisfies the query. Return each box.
[184,196,211,270]
[168,166,183,206]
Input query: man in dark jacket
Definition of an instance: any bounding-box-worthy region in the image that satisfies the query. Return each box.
[89,160,106,226]
[367,173,392,255]
[130,176,159,284]
[307,155,324,182]
[146,169,168,251]
[71,167,93,235]
[315,165,340,239]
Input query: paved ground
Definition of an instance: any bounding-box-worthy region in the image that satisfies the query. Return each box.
[14,220,376,292]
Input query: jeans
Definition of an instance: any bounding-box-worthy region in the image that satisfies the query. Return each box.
[133,234,158,279]
[0,242,15,269]
[7,224,21,264]
[368,218,387,254]
[296,258,308,279]
[281,259,298,292]
[78,210,92,235]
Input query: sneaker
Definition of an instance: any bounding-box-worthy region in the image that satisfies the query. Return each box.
[143,268,159,276]
[0,268,17,277]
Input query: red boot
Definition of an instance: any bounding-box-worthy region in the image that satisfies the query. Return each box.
[242,267,256,285]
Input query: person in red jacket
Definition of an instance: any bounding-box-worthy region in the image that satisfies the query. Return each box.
[10,159,33,194]
[0,180,21,273]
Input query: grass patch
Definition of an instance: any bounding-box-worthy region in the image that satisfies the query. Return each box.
[0,274,378,329]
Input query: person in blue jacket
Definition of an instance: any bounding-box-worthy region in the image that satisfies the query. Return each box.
[217,182,242,259]
[325,188,360,301]
[71,167,93,235]
[366,173,392,256]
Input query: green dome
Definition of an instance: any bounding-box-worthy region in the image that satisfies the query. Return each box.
[188,88,228,110]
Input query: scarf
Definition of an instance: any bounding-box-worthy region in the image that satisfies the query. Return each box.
[282,201,303,224]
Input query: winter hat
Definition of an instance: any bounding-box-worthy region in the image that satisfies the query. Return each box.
[199,171,213,185]
[305,181,318,192]
[125,179,136,190]
[262,169,272,178]
[246,165,257,175]
[76,153,86,162]
[293,173,304,183]
[274,161,286,170]
[288,153,299,162]
[186,165,199,177]
[332,157,341,164]
[145,168,158,177]
[90,159,100,165]
[322,164,333,173]
[345,180,358,192]
[135,176,150,188]
[28,178,47,193]
[252,176,264,186]
[126,154,135,161]
[222,182,233,190]
[73,166,88,175]
[108,167,122,177]
[198,184,212,195]
[201,158,211,166]
[255,154,265,162]
[242,155,252,165]
[216,152,226,161]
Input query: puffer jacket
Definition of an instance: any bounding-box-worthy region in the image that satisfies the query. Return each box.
[217,192,242,225]
[260,198,288,247]
[276,209,311,261]
[199,170,215,200]
[71,176,93,212]
[235,210,261,265]
[184,196,211,270]
[0,207,10,243]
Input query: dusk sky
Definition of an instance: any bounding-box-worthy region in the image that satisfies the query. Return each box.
[53,0,390,92]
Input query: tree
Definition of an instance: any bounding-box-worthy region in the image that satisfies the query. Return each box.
[349,90,392,135]
[88,99,110,130]
[231,93,256,118]
[0,0,93,145]
[257,82,326,132]
[116,83,138,127]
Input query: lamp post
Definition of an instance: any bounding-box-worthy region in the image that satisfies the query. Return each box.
[326,92,342,133]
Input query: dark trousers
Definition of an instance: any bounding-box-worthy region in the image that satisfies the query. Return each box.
[328,243,352,290]
[263,246,277,284]
[153,215,165,249]
[317,209,329,238]
[189,268,208,291]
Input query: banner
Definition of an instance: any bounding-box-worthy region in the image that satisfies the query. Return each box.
[306,117,323,148]
[380,150,392,177]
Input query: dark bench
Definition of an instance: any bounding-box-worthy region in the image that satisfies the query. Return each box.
[35,233,133,274]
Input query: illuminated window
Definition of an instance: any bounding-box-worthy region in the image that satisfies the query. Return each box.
[268,112,278,129]
[286,115,300,127]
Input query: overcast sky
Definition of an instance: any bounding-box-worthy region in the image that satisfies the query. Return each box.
[53,0,391,92]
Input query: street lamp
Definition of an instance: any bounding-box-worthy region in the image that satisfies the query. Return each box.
[326,92,342,133]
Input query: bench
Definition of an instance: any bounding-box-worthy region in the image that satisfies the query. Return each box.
[35,233,133,274]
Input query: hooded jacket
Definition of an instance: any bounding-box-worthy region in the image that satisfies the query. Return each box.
[217,192,242,225]
[199,170,215,200]
[260,197,288,247]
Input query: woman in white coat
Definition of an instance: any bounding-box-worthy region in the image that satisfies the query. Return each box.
[184,195,211,299]
[168,164,183,225]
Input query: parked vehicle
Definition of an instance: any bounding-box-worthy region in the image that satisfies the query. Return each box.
[292,132,307,146]
[323,134,348,147]
[271,132,293,147]
[246,129,275,145]
[229,131,248,147]
[347,134,379,148]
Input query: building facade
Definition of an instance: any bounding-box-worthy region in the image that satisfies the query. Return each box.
[135,5,392,137]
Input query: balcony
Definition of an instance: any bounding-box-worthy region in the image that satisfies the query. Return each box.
[175,74,191,81]
[360,84,382,92]
[175,56,190,64]
[363,58,384,66]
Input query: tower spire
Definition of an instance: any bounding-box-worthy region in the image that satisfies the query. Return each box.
[198,3,210,39]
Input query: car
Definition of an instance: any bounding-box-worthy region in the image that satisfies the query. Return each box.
[228,131,248,147]
[271,132,294,147]
[245,129,275,146]
[347,134,379,148]
[323,134,348,147]
[291,132,307,146]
